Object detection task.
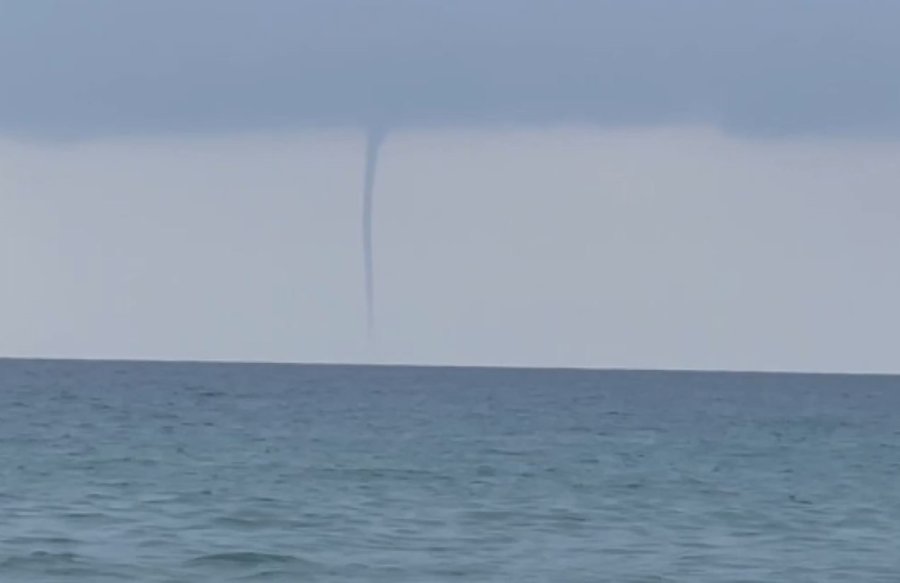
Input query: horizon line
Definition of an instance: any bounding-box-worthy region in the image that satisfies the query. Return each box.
[1,354,897,379]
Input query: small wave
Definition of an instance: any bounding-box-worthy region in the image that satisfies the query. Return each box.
[211,516,263,528]
[236,569,300,581]
[1,552,129,580]
[59,510,125,525]
[5,535,80,546]
[1,551,83,569]
[311,466,447,480]
[186,552,315,568]
[208,512,298,530]
[198,390,227,398]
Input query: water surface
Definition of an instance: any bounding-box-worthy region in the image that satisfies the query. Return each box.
[1,359,898,581]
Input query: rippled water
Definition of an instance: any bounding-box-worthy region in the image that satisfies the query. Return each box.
[1,359,899,581]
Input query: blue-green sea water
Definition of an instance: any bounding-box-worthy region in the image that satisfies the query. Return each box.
[1,358,899,582]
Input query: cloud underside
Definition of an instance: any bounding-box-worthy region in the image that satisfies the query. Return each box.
[1,0,899,138]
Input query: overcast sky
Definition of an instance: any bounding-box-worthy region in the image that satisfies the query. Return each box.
[2,1,900,372]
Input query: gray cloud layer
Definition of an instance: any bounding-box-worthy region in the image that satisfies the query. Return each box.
[2,0,899,138]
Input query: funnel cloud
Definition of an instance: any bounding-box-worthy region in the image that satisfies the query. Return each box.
[362,127,386,340]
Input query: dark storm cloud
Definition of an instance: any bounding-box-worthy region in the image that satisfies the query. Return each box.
[1,0,899,138]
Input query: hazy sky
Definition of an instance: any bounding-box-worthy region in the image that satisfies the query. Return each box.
[2,1,900,372]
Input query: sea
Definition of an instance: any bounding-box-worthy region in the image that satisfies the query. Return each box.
[1,358,899,582]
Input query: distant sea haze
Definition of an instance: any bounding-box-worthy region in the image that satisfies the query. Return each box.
[2,358,899,581]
